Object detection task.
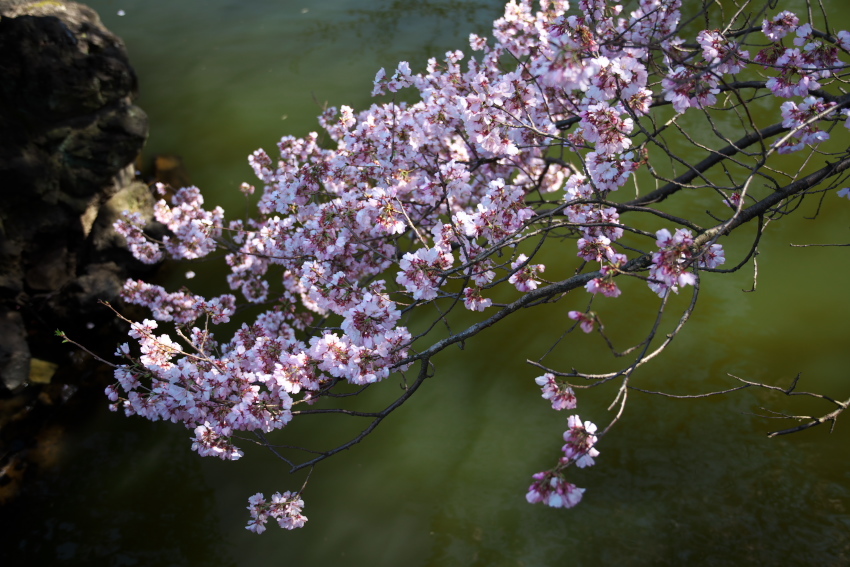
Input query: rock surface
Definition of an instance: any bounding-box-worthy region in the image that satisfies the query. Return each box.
[0,0,160,505]
[0,0,155,388]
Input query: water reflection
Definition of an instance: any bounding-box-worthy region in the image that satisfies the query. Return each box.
[308,0,505,60]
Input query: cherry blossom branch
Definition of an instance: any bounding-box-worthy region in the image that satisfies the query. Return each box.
[287,358,432,473]
[55,330,117,367]
[699,153,850,241]
[729,373,850,437]
[629,384,752,398]
[96,0,850,529]
[628,122,788,206]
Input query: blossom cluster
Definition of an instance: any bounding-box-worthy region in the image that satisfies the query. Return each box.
[529,371,600,508]
[648,228,725,297]
[108,0,850,529]
[775,96,835,154]
[114,212,162,264]
[246,491,307,533]
[757,13,846,103]
[534,372,577,410]
[526,415,599,508]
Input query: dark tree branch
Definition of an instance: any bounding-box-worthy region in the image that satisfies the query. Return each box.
[729,373,849,437]
[288,358,432,473]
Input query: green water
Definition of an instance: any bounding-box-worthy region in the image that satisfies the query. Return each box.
[12,1,850,565]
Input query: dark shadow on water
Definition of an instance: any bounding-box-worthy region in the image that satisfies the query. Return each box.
[0,387,234,567]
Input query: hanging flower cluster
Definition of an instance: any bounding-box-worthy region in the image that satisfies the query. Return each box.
[526,415,599,508]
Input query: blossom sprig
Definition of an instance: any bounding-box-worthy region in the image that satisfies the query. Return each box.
[526,470,585,508]
[246,491,307,533]
[114,212,163,265]
[509,253,546,292]
[534,372,577,411]
[568,310,597,334]
[757,17,844,100]
[527,415,599,509]
[153,185,224,260]
[762,11,799,42]
[697,29,749,75]
[775,96,835,154]
[648,228,726,297]
[662,66,720,114]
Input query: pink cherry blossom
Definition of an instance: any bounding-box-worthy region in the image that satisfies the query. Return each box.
[775,96,834,153]
[463,286,492,311]
[585,275,621,298]
[580,102,634,155]
[762,11,799,41]
[114,212,163,264]
[568,310,596,333]
[697,29,749,74]
[534,373,578,411]
[246,491,306,533]
[396,247,453,301]
[509,254,545,292]
[662,66,720,113]
[562,414,599,468]
[526,471,585,508]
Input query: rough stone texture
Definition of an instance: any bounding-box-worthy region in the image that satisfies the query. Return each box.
[0,2,146,207]
[88,181,157,256]
[0,1,163,512]
[0,312,29,390]
[0,0,154,392]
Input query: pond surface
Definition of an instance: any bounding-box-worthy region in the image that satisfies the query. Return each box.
[8,1,850,565]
